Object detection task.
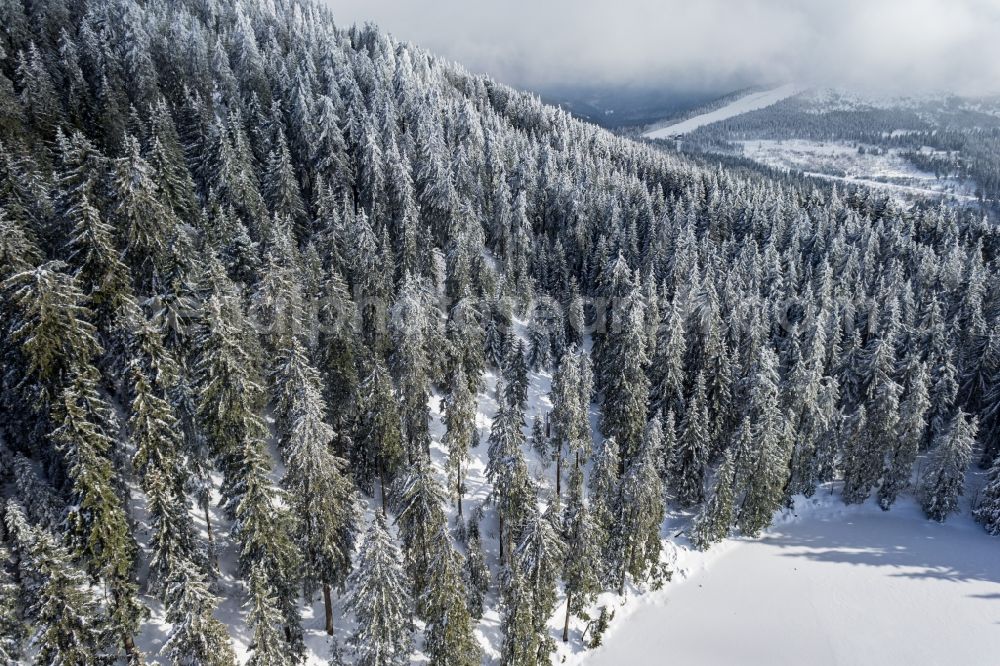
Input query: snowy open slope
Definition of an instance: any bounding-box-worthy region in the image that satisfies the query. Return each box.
[582,492,1000,666]
[739,139,981,203]
[643,84,805,138]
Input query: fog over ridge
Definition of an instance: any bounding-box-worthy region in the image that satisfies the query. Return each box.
[325,0,1000,96]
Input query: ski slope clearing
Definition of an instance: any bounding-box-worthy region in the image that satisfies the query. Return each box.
[644,84,804,138]
[582,493,1000,666]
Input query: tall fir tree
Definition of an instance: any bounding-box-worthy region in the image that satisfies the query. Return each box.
[420,526,482,666]
[672,372,710,507]
[561,463,602,641]
[5,501,108,665]
[919,410,976,522]
[345,513,413,666]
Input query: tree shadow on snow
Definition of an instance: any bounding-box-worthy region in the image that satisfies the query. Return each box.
[758,511,1000,590]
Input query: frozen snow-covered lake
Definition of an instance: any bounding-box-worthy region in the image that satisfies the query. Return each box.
[584,496,1000,666]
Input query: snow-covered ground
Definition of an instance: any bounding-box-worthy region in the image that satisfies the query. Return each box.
[582,490,1000,666]
[644,84,805,139]
[739,139,980,203]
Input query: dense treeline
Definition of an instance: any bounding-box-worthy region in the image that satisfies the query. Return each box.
[0,0,999,664]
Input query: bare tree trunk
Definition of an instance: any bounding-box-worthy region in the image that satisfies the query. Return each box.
[379,463,388,516]
[556,447,562,498]
[562,592,573,642]
[123,631,143,665]
[323,583,334,635]
[498,515,505,563]
[457,464,463,517]
[204,503,214,551]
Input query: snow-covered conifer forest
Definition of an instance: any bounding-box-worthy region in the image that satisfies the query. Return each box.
[0,0,999,664]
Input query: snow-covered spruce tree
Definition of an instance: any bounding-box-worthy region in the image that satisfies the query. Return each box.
[111,135,180,289]
[52,371,148,663]
[785,319,831,499]
[649,296,687,421]
[0,527,25,664]
[486,393,535,563]
[442,364,477,516]
[421,525,482,666]
[515,507,566,661]
[5,501,108,664]
[316,271,360,418]
[927,346,959,449]
[979,369,1000,467]
[252,248,304,360]
[389,274,435,461]
[561,462,602,641]
[394,459,447,602]
[11,454,63,529]
[589,436,620,579]
[672,371,710,507]
[600,285,650,464]
[147,99,200,223]
[354,353,405,508]
[973,454,1000,535]
[464,513,491,619]
[530,412,548,458]
[280,357,359,636]
[842,335,901,505]
[345,513,413,666]
[526,297,553,371]
[447,294,486,393]
[551,346,593,494]
[245,561,293,666]
[269,337,321,447]
[129,363,199,596]
[352,211,395,351]
[195,283,266,481]
[737,348,792,538]
[161,558,236,666]
[919,410,977,522]
[2,261,101,406]
[15,41,61,136]
[63,187,138,339]
[228,424,302,655]
[611,418,666,593]
[878,360,930,510]
[690,446,737,550]
[498,563,539,666]
[502,335,531,411]
[263,129,308,238]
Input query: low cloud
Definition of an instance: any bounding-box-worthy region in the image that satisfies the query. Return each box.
[325,0,1000,95]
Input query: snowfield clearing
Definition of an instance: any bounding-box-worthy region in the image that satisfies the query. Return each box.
[739,139,980,203]
[583,492,1000,666]
[644,84,804,139]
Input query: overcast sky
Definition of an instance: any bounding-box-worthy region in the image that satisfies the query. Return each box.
[325,0,1000,95]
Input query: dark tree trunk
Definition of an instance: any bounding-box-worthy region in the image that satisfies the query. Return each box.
[563,591,573,642]
[457,464,463,517]
[556,447,562,498]
[204,502,216,566]
[498,514,504,563]
[379,463,388,516]
[323,583,334,635]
